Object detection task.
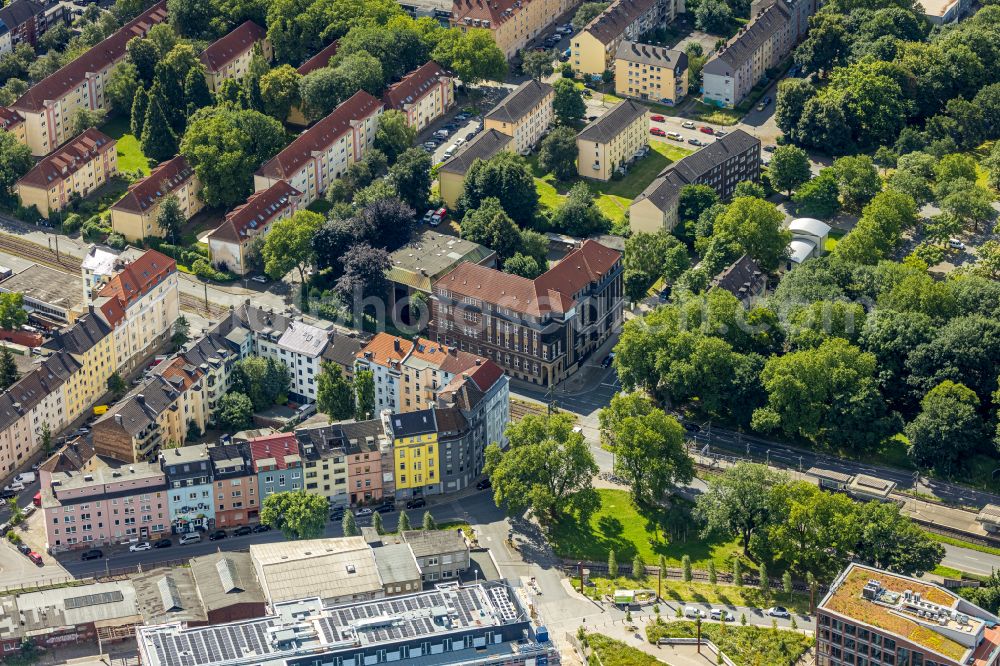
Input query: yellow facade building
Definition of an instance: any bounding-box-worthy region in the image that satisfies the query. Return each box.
[483,79,554,156]
[391,410,440,495]
[576,99,648,181]
[614,40,688,104]
[46,311,117,423]
[382,61,454,133]
[450,0,576,61]
[109,156,204,242]
[9,2,167,156]
[199,21,271,93]
[572,0,681,79]
[0,107,26,145]
[437,129,512,208]
[16,128,117,218]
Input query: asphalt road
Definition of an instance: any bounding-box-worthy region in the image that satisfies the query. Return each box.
[941,545,1000,577]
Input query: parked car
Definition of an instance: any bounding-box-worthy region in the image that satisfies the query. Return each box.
[0,489,14,500]
[684,606,708,619]
[666,131,683,141]
[179,532,202,545]
[698,126,714,135]
[688,138,704,146]
[356,507,373,517]
[81,549,104,560]
[153,538,172,548]
[465,131,476,141]
[17,543,31,555]
[455,113,469,121]
[129,541,151,552]
[433,129,450,139]
[714,130,727,137]
[422,141,437,150]
[28,551,43,565]
[710,609,735,621]
[681,120,696,129]
[13,472,35,484]
[250,275,268,284]
[766,606,791,618]
[586,115,598,121]
[252,523,271,533]
[375,502,394,514]
[233,525,253,537]
[948,238,966,250]
[431,207,446,226]
[763,144,777,152]
[406,498,426,510]
[683,422,701,433]
[650,127,666,136]
[330,507,345,520]
[601,353,615,368]
[208,529,227,541]
[476,478,492,490]
[423,208,436,224]
[4,481,24,493]
[649,114,665,122]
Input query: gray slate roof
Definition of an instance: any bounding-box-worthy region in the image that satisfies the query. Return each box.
[0,0,45,30]
[615,41,688,71]
[704,1,790,73]
[484,80,553,124]
[438,129,512,176]
[577,99,646,144]
[582,0,661,45]
[44,311,112,356]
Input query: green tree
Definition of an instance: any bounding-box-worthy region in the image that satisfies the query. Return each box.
[941,183,997,233]
[708,560,717,585]
[141,95,178,162]
[398,510,412,531]
[430,28,505,83]
[0,131,30,201]
[374,109,417,163]
[608,549,618,578]
[261,491,329,539]
[171,315,190,349]
[388,148,432,212]
[105,61,141,114]
[372,510,384,535]
[259,64,301,120]
[794,14,849,78]
[733,558,743,587]
[316,362,354,420]
[504,253,543,278]
[108,371,127,398]
[230,357,290,410]
[833,155,881,212]
[632,554,644,579]
[0,293,27,330]
[775,78,816,137]
[682,554,692,582]
[793,169,841,219]
[905,381,984,474]
[484,412,599,525]
[538,126,578,181]
[155,195,184,243]
[552,77,585,125]
[127,37,159,84]
[215,392,254,430]
[713,197,792,271]
[167,0,217,39]
[0,347,18,390]
[522,49,554,80]
[759,562,770,596]
[768,145,811,197]
[342,510,360,536]
[423,511,436,530]
[262,210,324,283]
[695,0,731,32]
[460,153,539,226]
[460,198,523,262]
[571,2,608,29]
[852,501,944,576]
[782,571,793,597]
[184,66,213,115]
[696,463,785,556]
[353,370,375,420]
[130,86,148,138]
[552,182,610,236]
[39,421,53,456]
[605,408,693,505]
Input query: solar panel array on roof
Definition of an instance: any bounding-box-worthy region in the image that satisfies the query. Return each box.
[146,618,280,666]
[64,590,125,610]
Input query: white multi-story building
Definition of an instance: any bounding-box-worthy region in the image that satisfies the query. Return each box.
[253,91,383,206]
[354,334,416,414]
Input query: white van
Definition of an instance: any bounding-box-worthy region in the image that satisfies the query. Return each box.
[443,144,458,159]
[179,532,202,545]
[14,472,35,484]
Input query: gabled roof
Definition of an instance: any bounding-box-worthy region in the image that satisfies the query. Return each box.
[94,376,181,436]
[576,99,645,144]
[484,80,553,124]
[356,333,414,369]
[12,2,167,113]
[44,311,113,356]
[581,0,661,45]
[710,254,766,298]
[296,40,339,76]
[17,128,115,188]
[0,106,24,131]
[256,91,383,181]
[614,40,688,71]
[0,0,45,30]
[451,0,522,27]
[96,248,176,310]
[199,21,266,72]
[437,128,511,176]
[110,156,196,214]
[390,409,437,438]
[534,239,622,299]
[207,180,301,245]
[383,61,450,110]
[248,432,301,471]
[704,1,791,72]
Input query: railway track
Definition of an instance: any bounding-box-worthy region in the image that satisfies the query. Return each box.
[179,293,230,319]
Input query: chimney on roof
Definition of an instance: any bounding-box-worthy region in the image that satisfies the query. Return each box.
[393,338,401,352]
[137,394,145,404]
[114,413,123,425]
[448,347,457,356]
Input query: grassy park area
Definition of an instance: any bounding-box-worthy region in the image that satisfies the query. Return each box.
[101,116,151,176]
[586,634,669,666]
[646,621,813,666]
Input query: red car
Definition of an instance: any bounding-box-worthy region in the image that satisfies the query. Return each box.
[650,115,666,122]
[650,127,666,136]
[698,126,714,135]
[28,552,43,565]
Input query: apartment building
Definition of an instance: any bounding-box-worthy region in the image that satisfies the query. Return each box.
[430,239,623,386]
[295,423,350,508]
[248,432,303,500]
[90,247,180,376]
[16,128,117,217]
[752,0,816,39]
[702,0,794,108]
[287,40,340,125]
[9,2,167,155]
[44,311,116,421]
[199,21,271,93]
[614,40,688,104]
[206,180,303,275]
[572,0,680,79]
[207,442,258,527]
[110,156,204,242]
[345,426,386,505]
[399,529,470,582]
[295,418,390,507]
[160,444,215,534]
[576,98,647,180]
[483,79,554,156]
[0,106,25,144]
[176,332,237,418]
[389,409,441,498]
[382,60,454,132]
[254,90,383,206]
[817,563,1000,666]
[42,459,170,551]
[355,334,414,414]
[630,128,760,232]
[0,0,47,54]
[436,359,510,456]
[450,0,575,60]
[437,128,512,207]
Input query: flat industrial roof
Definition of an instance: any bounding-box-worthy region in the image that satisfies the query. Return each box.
[0,263,83,313]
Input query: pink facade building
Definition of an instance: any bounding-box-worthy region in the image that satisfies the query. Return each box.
[346,438,384,505]
[42,459,169,552]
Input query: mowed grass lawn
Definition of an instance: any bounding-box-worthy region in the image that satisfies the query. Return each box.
[549,489,742,570]
[100,116,151,176]
[532,140,692,223]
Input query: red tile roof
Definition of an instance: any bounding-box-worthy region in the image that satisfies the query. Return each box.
[357,332,414,368]
[109,155,196,214]
[255,90,383,181]
[468,359,505,392]
[12,2,167,113]
[208,180,302,244]
[97,248,176,310]
[17,127,115,188]
[248,432,301,471]
[383,61,450,110]
[297,40,339,76]
[434,240,621,317]
[199,21,266,72]
[451,0,519,27]
[0,106,24,131]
